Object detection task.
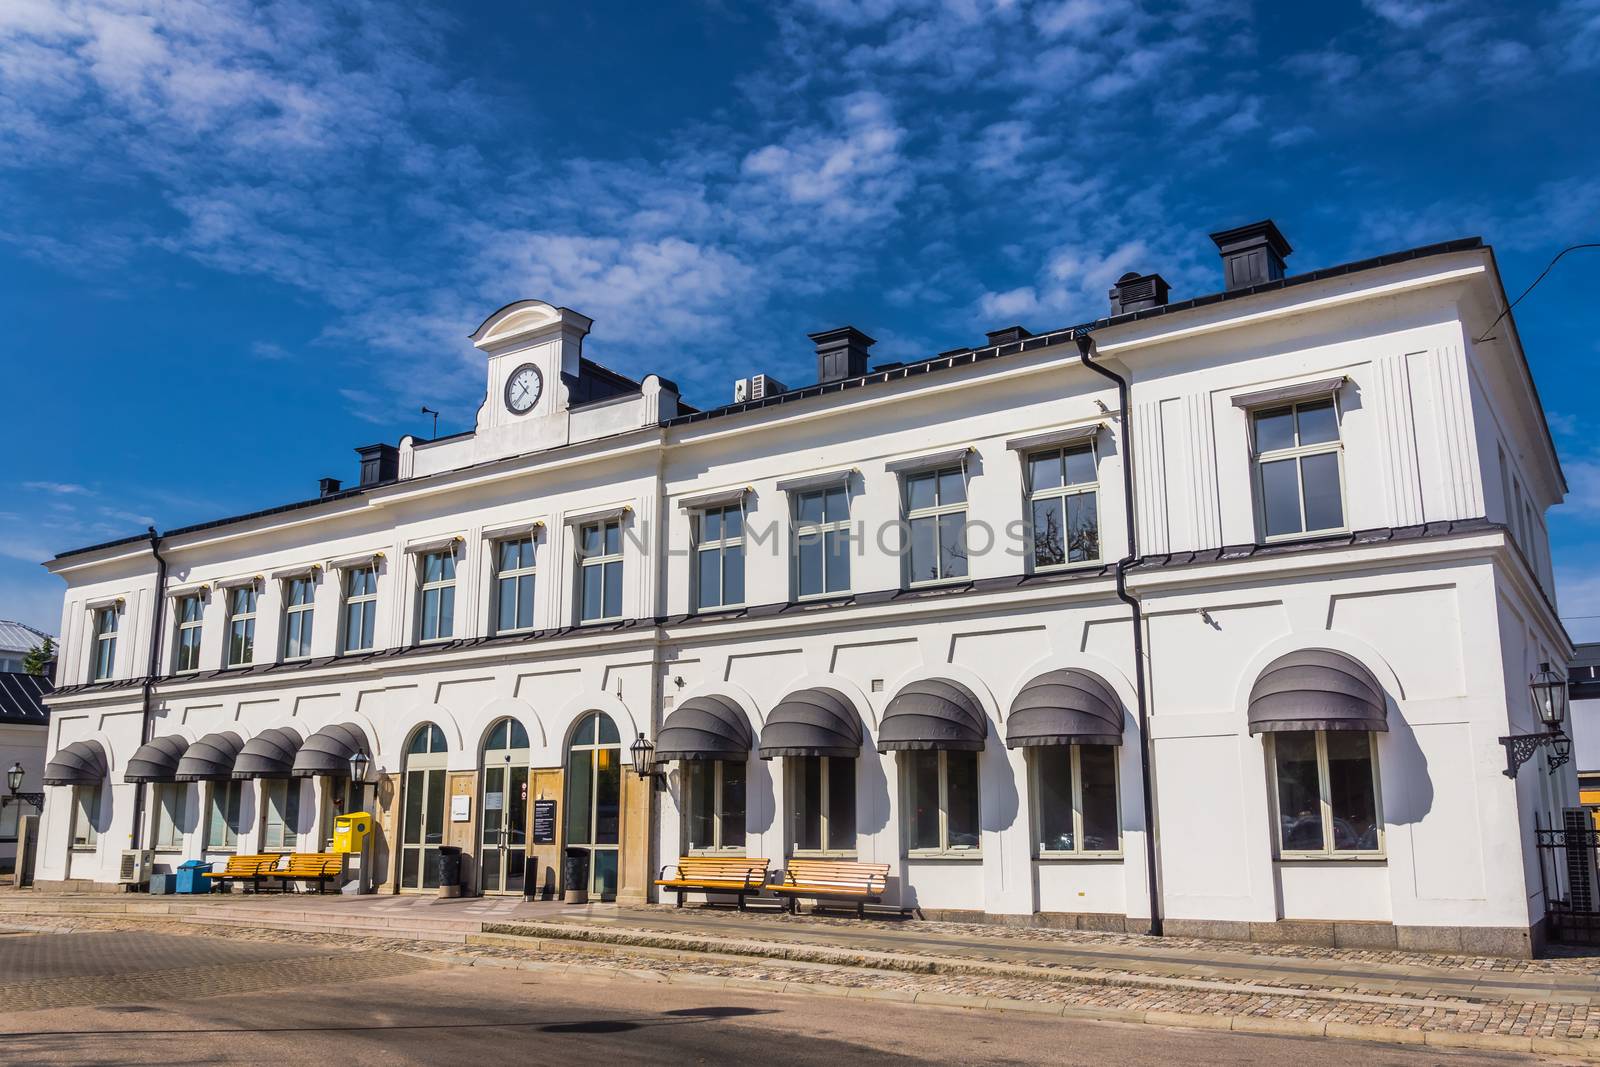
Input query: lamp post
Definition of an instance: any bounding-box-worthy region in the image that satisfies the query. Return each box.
[347,750,371,811]
[3,762,44,814]
[1499,662,1572,778]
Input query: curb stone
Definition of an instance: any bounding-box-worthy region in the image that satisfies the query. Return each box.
[1144,1010,1232,1031]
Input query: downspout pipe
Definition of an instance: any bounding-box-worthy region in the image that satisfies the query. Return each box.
[130,525,167,853]
[1075,333,1162,937]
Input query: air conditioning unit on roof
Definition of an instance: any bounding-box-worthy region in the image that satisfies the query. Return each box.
[119,849,153,885]
[733,374,788,404]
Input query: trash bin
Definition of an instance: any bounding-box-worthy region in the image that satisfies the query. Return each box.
[148,872,175,895]
[175,859,213,895]
[435,846,463,898]
[563,847,589,905]
[523,855,540,901]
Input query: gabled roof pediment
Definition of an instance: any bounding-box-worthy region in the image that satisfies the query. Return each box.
[470,299,592,351]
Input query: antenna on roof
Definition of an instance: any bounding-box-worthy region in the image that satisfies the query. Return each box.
[420,406,440,439]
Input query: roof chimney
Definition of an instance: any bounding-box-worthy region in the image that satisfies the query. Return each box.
[1108,272,1171,316]
[1209,220,1292,291]
[355,443,399,488]
[985,325,1032,347]
[809,326,876,384]
[319,477,342,498]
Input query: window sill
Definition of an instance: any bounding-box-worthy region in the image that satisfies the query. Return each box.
[1261,528,1349,546]
[1275,853,1386,863]
[789,849,857,860]
[69,846,97,853]
[905,850,982,861]
[495,627,534,638]
[1030,560,1103,575]
[691,604,746,618]
[1035,852,1124,862]
[577,616,625,627]
[686,847,749,857]
[906,576,970,591]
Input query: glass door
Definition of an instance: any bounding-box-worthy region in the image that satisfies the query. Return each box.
[564,712,622,899]
[400,724,448,890]
[479,717,531,895]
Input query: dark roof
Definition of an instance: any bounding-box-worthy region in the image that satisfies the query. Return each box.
[0,672,51,726]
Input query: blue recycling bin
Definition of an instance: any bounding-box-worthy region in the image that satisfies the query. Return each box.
[175,859,213,895]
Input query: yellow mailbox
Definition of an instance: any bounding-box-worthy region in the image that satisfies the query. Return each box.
[333,811,373,854]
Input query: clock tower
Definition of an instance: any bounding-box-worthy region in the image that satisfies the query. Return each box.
[467,299,594,457]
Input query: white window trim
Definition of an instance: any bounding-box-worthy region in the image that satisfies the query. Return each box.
[205,780,242,853]
[903,749,982,859]
[173,593,205,674]
[492,533,539,635]
[1025,441,1103,572]
[683,759,746,855]
[577,519,625,623]
[1266,731,1386,861]
[790,487,852,601]
[1031,745,1123,860]
[260,779,301,851]
[1249,396,1349,544]
[151,782,187,852]
[225,585,258,667]
[69,783,100,850]
[281,574,316,661]
[414,548,458,644]
[89,603,121,682]
[692,503,746,612]
[340,564,379,653]
[902,464,969,589]
[789,755,857,859]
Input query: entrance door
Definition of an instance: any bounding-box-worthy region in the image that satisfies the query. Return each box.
[479,718,531,895]
[400,724,448,890]
[564,711,622,900]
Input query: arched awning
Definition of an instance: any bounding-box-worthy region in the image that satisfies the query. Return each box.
[124,735,190,784]
[877,679,987,753]
[43,739,108,786]
[1006,669,1123,748]
[657,696,753,761]
[758,687,862,760]
[293,723,371,778]
[175,732,244,782]
[1248,650,1387,735]
[232,727,303,780]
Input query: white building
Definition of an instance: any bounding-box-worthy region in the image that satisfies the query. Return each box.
[38,221,1572,956]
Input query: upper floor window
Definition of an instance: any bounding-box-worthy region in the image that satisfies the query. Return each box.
[91,607,117,681]
[904,467,967,585]
[226,585,257,666]
[794,485,850,598]
[578,520,623,622]
[694,505,745,611]
[1027,444,1099,568]
[1269,730,1381,857]
[1253,399,1344,539]
[495,536,537,633]
[342,565,378,653]
[417,550,456,642]
[173,595,203,673]
[282,576,315,659]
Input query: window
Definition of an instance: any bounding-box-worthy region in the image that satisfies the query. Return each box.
[683,759,747,852]
[173,594,203,672]
[1252,398,1344,539]
[904,467,967,585]
[903,749,980,855]
[226,585,257,666]
[495,537,537,633]
[694,505,745,610]
[261,779,300,849]
[282,576,315,659]
[1269,731,1381,856]
[206,780,243,851]
[91,606,118,681]
[1032,745,1120,856]
[70,783,100,847]
[565,712,622,899]
[342,564,378,652]
[152,783,186,851]
[578,521,624,622]
[794,486,851,597]
[1027,444,1099,568]
[417,550,456,642]
[789,755,855,854]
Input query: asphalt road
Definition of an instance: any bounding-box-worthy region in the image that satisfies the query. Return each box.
[0,931,1559,1066]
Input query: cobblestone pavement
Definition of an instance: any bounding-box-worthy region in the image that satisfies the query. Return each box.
[18,912,1600,1049]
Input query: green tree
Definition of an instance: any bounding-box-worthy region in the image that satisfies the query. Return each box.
[22,636,54,676]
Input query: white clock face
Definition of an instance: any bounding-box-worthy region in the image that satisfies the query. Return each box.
[505,364,543,414]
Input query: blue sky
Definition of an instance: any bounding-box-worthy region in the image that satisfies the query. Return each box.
[2,0,1598,640]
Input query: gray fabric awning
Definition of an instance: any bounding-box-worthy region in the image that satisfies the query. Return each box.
[232,727,303,780]
[1006,669,1124,748]
[42,739,107,786]
[124,735,190,784]
[758,687,863,760]
[1247,650,1387,735]
[292,722,371,778]
[877,679,987,753]
[657,695,753,761]
[175,731,244,782]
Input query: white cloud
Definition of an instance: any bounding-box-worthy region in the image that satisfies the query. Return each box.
[21,481,90,495]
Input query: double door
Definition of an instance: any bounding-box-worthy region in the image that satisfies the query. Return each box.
[479,763,529,895]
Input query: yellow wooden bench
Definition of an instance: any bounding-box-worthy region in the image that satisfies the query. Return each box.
[201,854,281,894]
[770,859,890,917]
[271,852,345,894]
[654,856,770,910]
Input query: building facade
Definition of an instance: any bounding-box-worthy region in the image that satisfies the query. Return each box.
[0,620,52,875]
[37,223,1572,955]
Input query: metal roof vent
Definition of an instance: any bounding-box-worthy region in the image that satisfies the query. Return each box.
[1209,219,1292,291]
[985,326,1032,347]
[319,477,342,498]
[1109,272,1171,316]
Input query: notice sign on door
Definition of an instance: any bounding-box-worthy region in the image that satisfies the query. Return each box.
[533,799,557,843]
[451,795,471,822]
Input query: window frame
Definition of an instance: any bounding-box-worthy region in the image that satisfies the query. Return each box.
[1025,442,1102,571]
[282,575,316,660]
[577,519,625,623]
[173,594,204,673]
[261,778,301,851]
[494,535,538,634]
[788,754,857,858]
[791,485,852,600]
[91,606,118,681]
[205,780,243,852]
[70,783,101,849]
[1030,744,1123,859]
[151,782,187,852]
[1250,396,1348,543]
[902,748,982,859]
[902,466,969,588]
[225,584,258,667]
[693,504,746,612]
[415,548,457,644]
[340,564,378,653]
[1266,730,1385,860]
[682,758,748,854]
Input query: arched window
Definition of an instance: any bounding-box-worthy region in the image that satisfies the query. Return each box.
[399,723,448,890]
[564,712,621,899]
[479,717,532,895]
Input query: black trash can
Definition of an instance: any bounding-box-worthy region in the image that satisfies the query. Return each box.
[523,855,540,901]
[563,847,589,905]
[435,846,463,897]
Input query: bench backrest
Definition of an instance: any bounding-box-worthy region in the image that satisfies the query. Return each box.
[219,854,280,875]
[674,856,769,882]
[782,859,890,892]
[281,853,343,875]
